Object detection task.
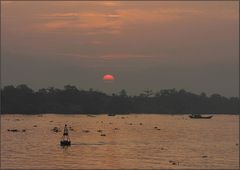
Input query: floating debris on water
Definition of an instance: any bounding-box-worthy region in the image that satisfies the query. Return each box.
[69,126,74,131]
[202,155,208,158]
[87,115,96,117]
[52,127,61,133]
[108,113,116,116]
[169,160,179,165]
[33,125,37,127]
[7,129,26,133]
[7,129,19,132]
[82,130,90,133]
[101,134,106,136]
[97,130,103,133]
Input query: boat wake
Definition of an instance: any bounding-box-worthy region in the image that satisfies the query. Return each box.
[71,142,106,146]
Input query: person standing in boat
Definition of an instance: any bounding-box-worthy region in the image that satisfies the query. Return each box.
[62,124,70,141]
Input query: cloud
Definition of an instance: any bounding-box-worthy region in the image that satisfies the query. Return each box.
[35,7,202,34]
[57,52,156,60]
[42,12,121,18]
[35,2,237,36]
[101,1,121,7]
[37,12,122,35]
[1,1,14,4]
[54,52,163,69]
[101,53,155,60]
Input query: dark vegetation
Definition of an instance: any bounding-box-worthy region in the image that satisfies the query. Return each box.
[1,84,239,114]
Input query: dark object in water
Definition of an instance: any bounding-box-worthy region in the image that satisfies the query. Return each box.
[22,129,26,132]
[33,125,37,127]
[202,155,208,158]
[169,160,179,165]
[69,126,74,131]
[7,129,19,132]
[189,114,213,119]
[87,114,96,117]
[108,113,116,116]
[101,134,106,136]
[60,140,71,146]
[52,127,61,132]
[82,130,90,133]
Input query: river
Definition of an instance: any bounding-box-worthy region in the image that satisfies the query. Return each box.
[1,114,239,169]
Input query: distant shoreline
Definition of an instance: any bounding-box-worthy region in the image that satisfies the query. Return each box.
[2,85,239,114]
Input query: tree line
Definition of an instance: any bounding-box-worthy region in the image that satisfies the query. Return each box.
[1,84,239,114]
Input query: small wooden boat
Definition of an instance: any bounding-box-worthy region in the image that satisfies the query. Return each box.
[60,140,71,146]
[189,114,213,119]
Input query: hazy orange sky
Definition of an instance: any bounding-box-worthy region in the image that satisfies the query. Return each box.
[1,1,239,96]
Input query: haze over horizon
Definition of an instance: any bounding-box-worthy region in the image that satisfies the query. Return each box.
[1,1,239,97]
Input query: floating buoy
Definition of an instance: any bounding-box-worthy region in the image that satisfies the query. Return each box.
[60,124,71,146]
[60,140,71,146]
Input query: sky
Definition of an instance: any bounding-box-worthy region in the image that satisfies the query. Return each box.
[1,1,239,97]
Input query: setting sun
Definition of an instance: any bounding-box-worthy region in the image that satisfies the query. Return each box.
[103,74,115,81]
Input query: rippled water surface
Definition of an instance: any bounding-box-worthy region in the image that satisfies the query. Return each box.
[1,114,239,169]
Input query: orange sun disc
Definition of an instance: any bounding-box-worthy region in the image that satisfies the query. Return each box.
[103,74,115,81]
